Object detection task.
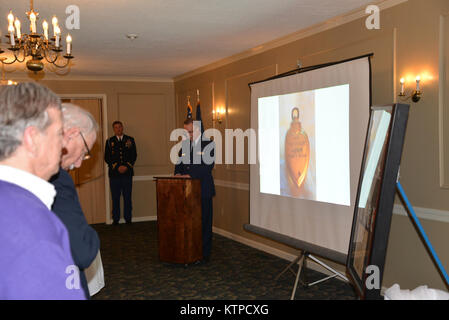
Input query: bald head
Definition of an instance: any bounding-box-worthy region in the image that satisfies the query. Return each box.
[60,103,99,171]
[61,103,99,135]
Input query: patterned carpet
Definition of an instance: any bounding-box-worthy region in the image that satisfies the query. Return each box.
[91,221,357,300]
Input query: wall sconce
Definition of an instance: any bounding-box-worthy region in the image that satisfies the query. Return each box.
[398,76,422,103]
[212,106,225,124]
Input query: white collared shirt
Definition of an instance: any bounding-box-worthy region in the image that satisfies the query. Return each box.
[0,165,57,210]
[116,135,123,142]
[192,135,201,149]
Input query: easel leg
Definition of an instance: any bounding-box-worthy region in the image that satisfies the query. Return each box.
[396,181,449,287]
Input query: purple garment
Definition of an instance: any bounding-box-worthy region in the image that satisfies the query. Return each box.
[0,180,85,300]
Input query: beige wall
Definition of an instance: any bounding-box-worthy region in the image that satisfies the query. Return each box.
[42,79,175,221]
[174,0,449,291]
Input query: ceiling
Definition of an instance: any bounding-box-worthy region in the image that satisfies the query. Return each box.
[0,0,376,80]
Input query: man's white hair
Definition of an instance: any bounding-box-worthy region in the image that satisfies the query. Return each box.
[61,103,99,135]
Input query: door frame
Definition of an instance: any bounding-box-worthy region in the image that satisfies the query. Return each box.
[58,94,111,224]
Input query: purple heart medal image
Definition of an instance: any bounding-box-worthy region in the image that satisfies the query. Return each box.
[284,107,311,195]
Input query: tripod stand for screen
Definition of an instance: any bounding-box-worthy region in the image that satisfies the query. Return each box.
[275,251,348,300]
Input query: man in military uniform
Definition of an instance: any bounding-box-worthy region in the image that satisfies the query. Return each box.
[104,121,137,225]
[175,119,215,262]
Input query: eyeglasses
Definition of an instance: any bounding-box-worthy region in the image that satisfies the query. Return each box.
[79,132,91,160]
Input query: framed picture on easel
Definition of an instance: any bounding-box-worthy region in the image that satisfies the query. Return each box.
[346,103,410,300]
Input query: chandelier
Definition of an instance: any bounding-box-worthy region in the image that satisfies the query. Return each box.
[1,0,74,73]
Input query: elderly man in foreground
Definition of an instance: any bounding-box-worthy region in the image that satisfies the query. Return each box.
[0,83,85,299]
[50,103,102,299]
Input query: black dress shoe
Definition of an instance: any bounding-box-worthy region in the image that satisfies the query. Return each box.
[112,221,119,225]
[125,220,132,224]
[194,256,210,265]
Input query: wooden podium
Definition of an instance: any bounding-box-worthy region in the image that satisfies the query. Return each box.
[154,176,202,264]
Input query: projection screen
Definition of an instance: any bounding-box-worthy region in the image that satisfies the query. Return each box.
[249,56,371,255]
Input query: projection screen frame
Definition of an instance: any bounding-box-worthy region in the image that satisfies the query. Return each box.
[247,54,373,263]
[243,223,347,264]
[249,53,373,108]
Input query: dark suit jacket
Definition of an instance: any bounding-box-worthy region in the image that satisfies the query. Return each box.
[104,134,137,177]
[50,168,100,299]
[174,139,216,198]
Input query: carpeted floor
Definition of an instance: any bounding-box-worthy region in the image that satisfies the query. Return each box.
[90,221,357,300]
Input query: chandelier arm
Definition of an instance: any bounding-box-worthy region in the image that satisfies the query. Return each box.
[49,63,71,76]
[43,49,59,64]
[0,55,19,65]
[51,57,72,69]
[14,47,26,63]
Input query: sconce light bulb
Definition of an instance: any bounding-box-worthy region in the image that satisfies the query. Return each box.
[416,76,421,92]
[399,77,405,96]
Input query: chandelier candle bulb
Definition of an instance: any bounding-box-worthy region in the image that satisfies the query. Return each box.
[14,18,21,39]
[29,12,36,33]
[42,20,48,40]
[8,25,15,46]
[52,16,58,37]
[416,76,421,92]
[55,25,61,48]
[66,34,72,55]
[8,11,14,27]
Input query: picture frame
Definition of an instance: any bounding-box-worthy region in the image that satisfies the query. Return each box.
[346,103,410,300]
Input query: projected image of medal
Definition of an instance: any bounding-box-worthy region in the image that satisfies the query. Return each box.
[278,91,316,200]
[285,107,311,194]
[259,84,350,206]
